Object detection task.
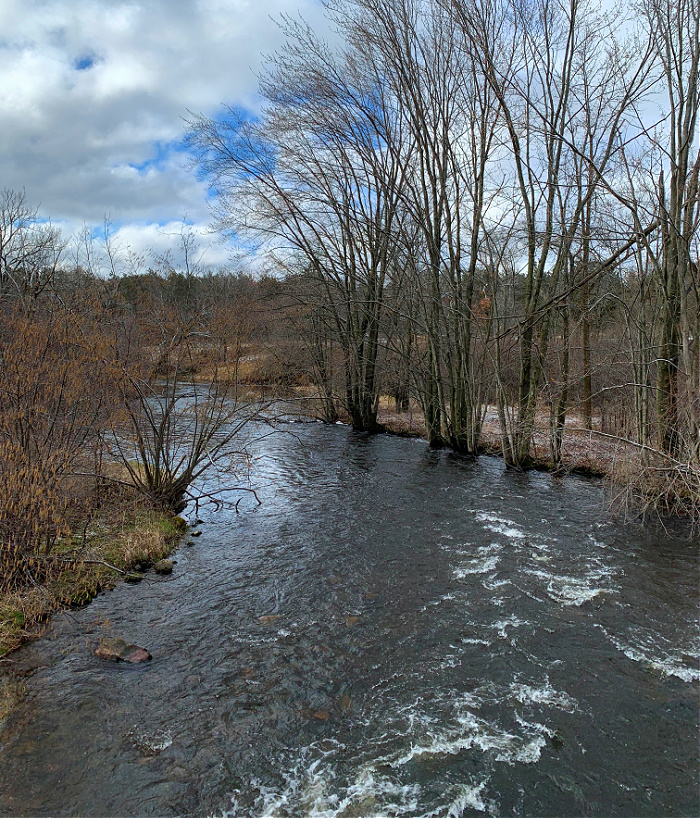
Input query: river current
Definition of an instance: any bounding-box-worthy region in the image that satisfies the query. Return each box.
[0,422,698,816]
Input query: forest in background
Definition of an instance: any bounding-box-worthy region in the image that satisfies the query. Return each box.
[0,0,698,646]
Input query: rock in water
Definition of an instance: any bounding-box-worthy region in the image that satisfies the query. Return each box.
[95,638,152,663]
[153,559,174,575]
[257,615,281,625]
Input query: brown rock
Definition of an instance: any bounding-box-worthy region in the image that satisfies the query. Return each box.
[258,615,281,625]
[95,637,152,664]
[153,559,173,575]
[345,615,361,627]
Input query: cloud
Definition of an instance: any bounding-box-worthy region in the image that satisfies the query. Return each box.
[0,0,327,269]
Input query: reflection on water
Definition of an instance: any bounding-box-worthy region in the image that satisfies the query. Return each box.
[0,424,698,817]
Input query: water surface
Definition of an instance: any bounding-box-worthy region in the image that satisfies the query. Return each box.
[0,424,698,816]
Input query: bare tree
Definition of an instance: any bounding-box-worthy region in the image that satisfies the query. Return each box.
[188,16,412,431]
[451,0,654,466]
[641,0,700,456]
[0,188,65,307]
[343,0,501,451]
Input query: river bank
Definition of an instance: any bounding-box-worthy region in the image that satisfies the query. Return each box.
[272,387,637,476]
[277,388,698,521]
[197,360,697,497]
[0,502,187,660]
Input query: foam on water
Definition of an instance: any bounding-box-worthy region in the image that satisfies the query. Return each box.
[509,680,578,712]
[391,706,546,768]
[232,675,576,818]
[475,512,527,540]
[445,782,490,816]
[453,555,500,577]
[482,577,511,590]
[523,559,617,607]
[235,752,421,817]
[596,625,700,683]
[491,616,531,639]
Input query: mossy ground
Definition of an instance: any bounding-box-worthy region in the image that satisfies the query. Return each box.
[0,507,186,659]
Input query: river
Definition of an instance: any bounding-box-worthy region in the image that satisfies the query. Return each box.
[0,422,698,816]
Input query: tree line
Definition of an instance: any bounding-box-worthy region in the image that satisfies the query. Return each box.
[186,0,698,496]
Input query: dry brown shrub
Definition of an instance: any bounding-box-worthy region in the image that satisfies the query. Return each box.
[0,303,118,590]
[607,446,700,527]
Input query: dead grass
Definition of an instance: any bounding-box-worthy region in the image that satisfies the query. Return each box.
[193,351,309,387]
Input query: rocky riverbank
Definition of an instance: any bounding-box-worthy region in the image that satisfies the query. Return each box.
[0,508,189,660]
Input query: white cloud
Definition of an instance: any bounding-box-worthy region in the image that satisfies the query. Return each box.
[0,0,327,270]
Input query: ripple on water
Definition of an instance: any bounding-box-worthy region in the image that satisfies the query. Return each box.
[224,671,582,818]
[231,753,422,818]
[1,428,697,818]
[453,554,500,577]
[509,680,578,712]
[445,781,492,816]
[522,558,617,607]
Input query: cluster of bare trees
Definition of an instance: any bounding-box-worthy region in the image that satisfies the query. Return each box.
[189,0,699,495]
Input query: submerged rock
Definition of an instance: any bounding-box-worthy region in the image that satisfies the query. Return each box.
[258,615,281,625]
[95,638,152,664]
[153,559,174,575]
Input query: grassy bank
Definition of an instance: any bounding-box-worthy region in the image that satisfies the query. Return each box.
[0,505,186,660]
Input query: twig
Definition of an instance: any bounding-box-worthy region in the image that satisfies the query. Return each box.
[36,556,129,575]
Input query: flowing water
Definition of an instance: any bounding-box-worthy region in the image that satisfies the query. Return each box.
[0,423,698,817]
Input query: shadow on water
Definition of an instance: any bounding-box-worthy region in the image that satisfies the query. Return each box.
[0,423,698,817]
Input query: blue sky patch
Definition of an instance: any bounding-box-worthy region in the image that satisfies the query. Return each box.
[74,55,95,71]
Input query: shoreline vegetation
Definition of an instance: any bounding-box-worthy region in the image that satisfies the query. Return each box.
[0,371,681,664]
[0,499,187,660]
[1,345,698,665]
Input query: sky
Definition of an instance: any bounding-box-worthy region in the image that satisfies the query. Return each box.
[0,0,325,272]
